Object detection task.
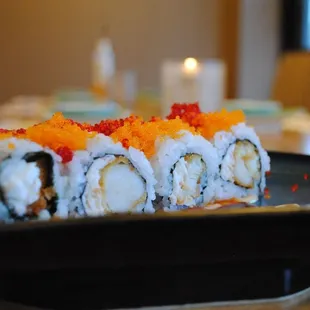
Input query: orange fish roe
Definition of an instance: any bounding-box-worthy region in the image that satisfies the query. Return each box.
[8,142,15,150]
[167,103,245,140]
[110,117,196,158]
[0,130,13,140]
[192,109,245,140]
[24,112,95,152]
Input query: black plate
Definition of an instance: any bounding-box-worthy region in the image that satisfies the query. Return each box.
[1,151,310,310]
[258,151,310,206]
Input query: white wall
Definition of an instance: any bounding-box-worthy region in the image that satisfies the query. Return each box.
[237,0,280,99]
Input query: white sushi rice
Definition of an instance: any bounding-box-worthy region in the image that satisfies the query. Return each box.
[213,123,271,200]
[0,138,68,220]
[0,159,41,217]
[151,131,220,210]
[0,122,271,220]
[67,134,156,217]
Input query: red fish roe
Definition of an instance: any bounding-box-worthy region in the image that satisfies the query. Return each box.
[65,119,76,126]
[0,128,10,134]
[66,119,92,132]
[291,184,299,192]
[304,173,309,180]
[264,187,271,199]
[91,116,140,136]
[15,128,26,135]
[11,128,26,137]
[56,146,74,164]
[167,102,201,125]
[121,138,130,149]
[92,119,124,136]
[78,123,94,132]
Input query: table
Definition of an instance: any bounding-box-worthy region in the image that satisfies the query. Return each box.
[126,288,310,310]
[260,132,310,155]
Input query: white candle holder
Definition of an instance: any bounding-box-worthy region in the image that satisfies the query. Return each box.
[161,58,226,116]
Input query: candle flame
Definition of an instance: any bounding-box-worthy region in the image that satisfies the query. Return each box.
[183,57,198,71]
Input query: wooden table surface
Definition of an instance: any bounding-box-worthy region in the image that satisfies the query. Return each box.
[126,288,310,310]
[260,131,310,155]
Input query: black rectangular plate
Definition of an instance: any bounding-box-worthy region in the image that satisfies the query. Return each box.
[1,151,310,310]
[258,151,310,206]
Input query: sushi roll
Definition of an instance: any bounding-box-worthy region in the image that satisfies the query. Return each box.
[67,134,156,217]
[166,103,270,201]
[214,123,270,200]
[151,131,219,210]
[0,138,68,221]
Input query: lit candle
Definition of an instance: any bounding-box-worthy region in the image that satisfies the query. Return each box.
[161,58,225,116]
[182,57,200,76]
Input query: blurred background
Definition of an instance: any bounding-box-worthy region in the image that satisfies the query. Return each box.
[1,0,310,151]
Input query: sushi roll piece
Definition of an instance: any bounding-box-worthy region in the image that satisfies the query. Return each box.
[151,131,220,210]
[0,138,68,221]
[67,134,156,217]
[214,123,270,200]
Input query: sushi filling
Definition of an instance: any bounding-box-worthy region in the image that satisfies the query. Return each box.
[82,155,147,216]
[170,154,207,206]
[220,140,261,188]
[0,152,56,218]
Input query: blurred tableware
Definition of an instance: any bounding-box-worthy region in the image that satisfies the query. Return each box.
[50,89,130,123]
[110,70,138,109]
[134,90,161,119]
[54,89,94,102]
[91,25,116,100]
[0,96,49,129]
[282,110,310,135]
[224,99,283,134]
[224,99,283,116]
[223,99,310,135]
[0,96,49,120]
[0,118,41,129]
